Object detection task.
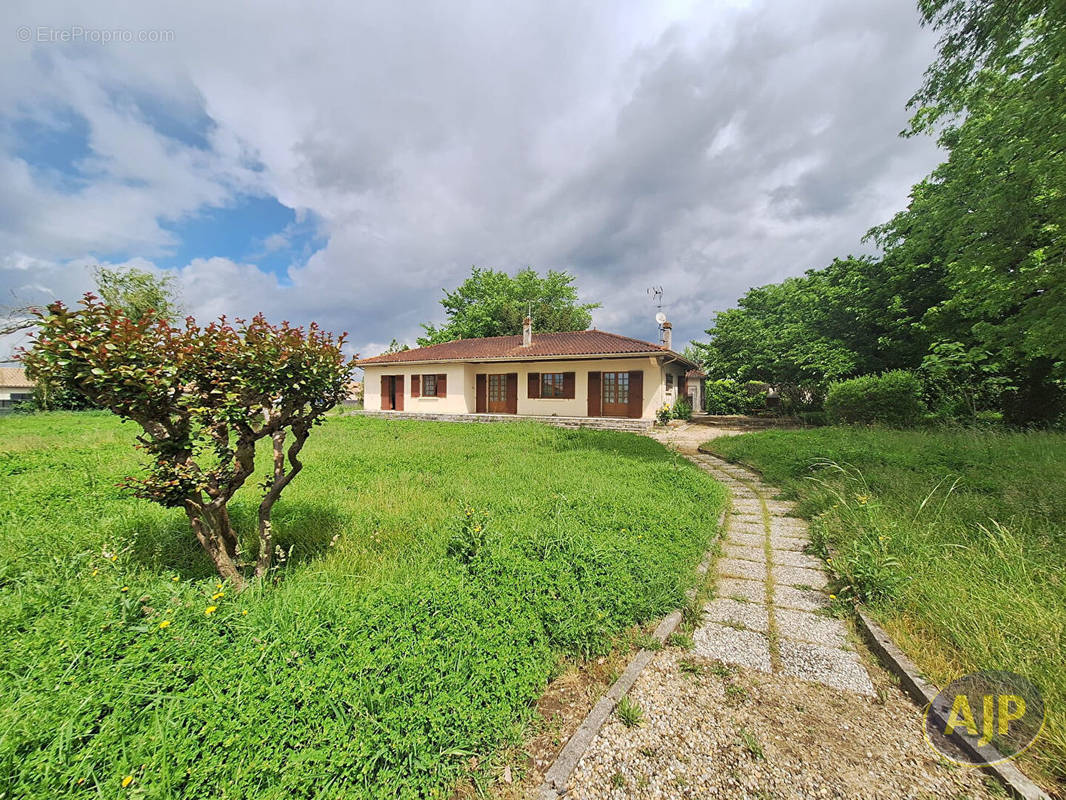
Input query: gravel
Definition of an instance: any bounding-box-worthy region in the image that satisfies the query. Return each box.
[705,597,770,632]
[692,623,772,671]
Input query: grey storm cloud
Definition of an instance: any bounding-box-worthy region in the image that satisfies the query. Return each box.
[0,0,943,362]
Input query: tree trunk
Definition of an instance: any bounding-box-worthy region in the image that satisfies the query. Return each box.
[186,501,246,589]
[255,427,308,578]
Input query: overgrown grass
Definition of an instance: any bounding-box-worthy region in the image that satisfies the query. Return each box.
[708,426,1066,790]
[0,413,725,799]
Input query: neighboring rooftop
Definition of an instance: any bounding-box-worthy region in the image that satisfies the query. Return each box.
[356,330,696,366]
[0,367,33,388]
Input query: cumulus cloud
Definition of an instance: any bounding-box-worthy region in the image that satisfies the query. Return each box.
[1,0,942,363]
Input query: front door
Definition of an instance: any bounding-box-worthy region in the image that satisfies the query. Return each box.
[379,375,404,411]
[601,371,630,417]
[478,373,517,414]
[487,373,509,413]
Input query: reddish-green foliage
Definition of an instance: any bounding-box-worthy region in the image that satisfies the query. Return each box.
[21,294,354,586]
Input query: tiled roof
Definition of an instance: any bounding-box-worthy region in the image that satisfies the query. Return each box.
[357,330,696,366]
[0,367,33,388]
[686,369,706,377]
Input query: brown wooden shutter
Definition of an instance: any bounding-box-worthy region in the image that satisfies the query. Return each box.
[627,370,643,418]
[587,371,601,416]
[411,375,421,397]
[475,374,487,412]
[562,372,575,399]
[395,375,404,411]
[436,374,446,397]
[380,375,390,410]
[527,372,540,399]
[506,373,518,414]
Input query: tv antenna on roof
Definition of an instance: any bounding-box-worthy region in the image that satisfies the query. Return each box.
[647,286,667,344]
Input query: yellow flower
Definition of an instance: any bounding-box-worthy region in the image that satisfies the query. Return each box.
[121,776,133,788]
[242,610,248,616]
[92,569,99,576]
[205,605,217,615]
[856,494,870,505]
[120,586,129,592]
[158,620,171,629]
[211,591,224,600]
[171,576,180,582]
[829,594,837,600]
[110,555,117,562]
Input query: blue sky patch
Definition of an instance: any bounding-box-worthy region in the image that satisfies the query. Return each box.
[10,108,92,189]
[158,195,327,283]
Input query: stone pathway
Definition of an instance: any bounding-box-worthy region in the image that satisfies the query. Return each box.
[556,425,997,799]
[691,452,875,696]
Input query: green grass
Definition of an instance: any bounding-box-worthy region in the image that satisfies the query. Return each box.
[0,412,725,799]
[707,426,1066,789]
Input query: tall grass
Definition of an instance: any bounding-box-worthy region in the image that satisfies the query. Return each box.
[0,413,726,799]
[709,427,1066,791]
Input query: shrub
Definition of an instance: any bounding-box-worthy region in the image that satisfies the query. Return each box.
[672,396,693,420]
[824,371,923,427]
[704,379,767,415]
[656,404,672,425]
[21,295,353,587]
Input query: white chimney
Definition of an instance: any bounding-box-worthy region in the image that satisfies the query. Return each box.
[522,316,532,347]
[662,321,672,351]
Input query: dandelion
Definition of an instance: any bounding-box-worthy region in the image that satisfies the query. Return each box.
[205,605,217,615]
[158,620,171,630]
[211,591,224,600]
[171,576,180,582]
[242,610,248,616]
[120,586,129,592]
[856,494,870,505]
[216,582,223,590]
[121,776,133,788]
[92,569,99,576]
[829,594,837,600]
[111,554,118,562]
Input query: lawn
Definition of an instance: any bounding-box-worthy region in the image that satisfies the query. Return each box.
[707,427,1066,790]
[0,413,726,799]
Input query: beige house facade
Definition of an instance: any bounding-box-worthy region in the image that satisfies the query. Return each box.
[356,322,700,422]
[0,367,34,412]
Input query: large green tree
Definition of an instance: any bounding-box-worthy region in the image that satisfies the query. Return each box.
[94,265,182,323]
[418,267,600,346]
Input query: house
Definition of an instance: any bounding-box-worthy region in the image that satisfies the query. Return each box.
[0,367,34,413]
[355,318,700,422]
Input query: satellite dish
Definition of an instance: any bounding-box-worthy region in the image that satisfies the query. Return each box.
[655,312,667,325]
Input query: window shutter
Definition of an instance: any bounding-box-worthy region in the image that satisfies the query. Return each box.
[506,373,519,414]
[587,371,601,416]
[626,370,643,418]
[380,376,390,410]
[562,372,575,399]
[395,375,404,411]
[527,372,540,399]
[475,374,487,412]
[411,375,421,397]
[436,374,447,397]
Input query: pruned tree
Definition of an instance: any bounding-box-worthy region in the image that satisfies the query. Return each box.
[21,295,353,588]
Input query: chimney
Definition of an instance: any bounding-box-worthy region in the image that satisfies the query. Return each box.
[522,316,533,347]
[662,321,672,351]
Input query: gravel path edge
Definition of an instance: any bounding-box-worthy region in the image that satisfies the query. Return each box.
[536,505,727,799]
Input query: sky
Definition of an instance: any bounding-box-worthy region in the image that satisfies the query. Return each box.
[0,0,944,365]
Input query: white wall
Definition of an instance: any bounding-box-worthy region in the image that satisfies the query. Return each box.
[363,356,670,419]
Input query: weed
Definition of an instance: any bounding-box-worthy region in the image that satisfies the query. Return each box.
[736,727,765,760]
[709,661,736,679]
[725,683,751,704]
[610,772,626,789]
[667,632,694,650]
[634,633,663,651]
[616,696,644,728]
[678,658,704,676]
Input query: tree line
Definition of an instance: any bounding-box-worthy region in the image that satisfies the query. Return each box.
[695,0,1066,424]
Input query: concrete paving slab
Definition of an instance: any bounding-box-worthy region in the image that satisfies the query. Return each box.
[775,607,850,649]
[705,597,770,632]
[717,557,767,582]
[692,622,772,672]
[778,639,874,695]
[773,565,829,590]
[716,577,766,605]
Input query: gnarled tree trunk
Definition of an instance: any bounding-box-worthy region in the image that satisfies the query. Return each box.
[186,500,245,589]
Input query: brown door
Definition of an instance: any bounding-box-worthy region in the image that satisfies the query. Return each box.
[475,374,487,412]
[380,375,391,410]
[601,371,630,417]
[587,371,601,416]
[393,375,404,411]
[626,370,643,418]
[486,373,516,414]
[380,375,404,410]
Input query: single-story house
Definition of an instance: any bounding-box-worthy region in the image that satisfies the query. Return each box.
[355,319,701,421]
[0,367,34,413]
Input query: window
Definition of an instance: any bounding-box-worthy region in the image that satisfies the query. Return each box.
[602,372,630,405]
[488,374,506,402]
[422,374,437,397]
[666,374,673,389]
[540,373,565,398]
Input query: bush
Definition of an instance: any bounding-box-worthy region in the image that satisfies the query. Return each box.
[656,404,672,425]
[672,396,693,420]
[824,371,924,427]
[704,379,767,415]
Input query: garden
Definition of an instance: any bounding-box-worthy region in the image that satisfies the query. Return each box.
[0,412,726,798]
